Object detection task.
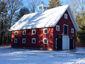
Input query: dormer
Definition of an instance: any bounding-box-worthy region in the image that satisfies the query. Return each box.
[35,1,48,13]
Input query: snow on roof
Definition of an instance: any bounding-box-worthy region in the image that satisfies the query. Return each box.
[10,5,79,31]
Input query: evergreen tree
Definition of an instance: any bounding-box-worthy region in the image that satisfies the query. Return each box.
[0,0,22,45]
[49,0,61,8]
[0,1,7,45]
[19,7,30,18]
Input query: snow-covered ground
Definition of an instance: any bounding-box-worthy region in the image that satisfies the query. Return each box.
[0,47,85,64]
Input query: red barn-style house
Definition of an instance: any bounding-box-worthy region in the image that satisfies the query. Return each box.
[10,5,79,50]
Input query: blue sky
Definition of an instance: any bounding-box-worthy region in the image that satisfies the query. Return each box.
[22,0,69,7]
[22,0,85,12]
[44,0,69,5]
[22,0,49,7]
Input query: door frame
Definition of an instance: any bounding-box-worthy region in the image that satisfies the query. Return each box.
[55,35,62,50]
[62,35,70,50]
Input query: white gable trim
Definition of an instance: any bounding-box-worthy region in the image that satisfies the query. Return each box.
[67,7,79,31]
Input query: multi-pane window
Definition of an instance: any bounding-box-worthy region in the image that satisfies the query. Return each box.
[32,38,36,44]
[71,28,74,33]
[14,31,18,35]
[56,25,60,31]
[14,38,18,43]
[64,13,68,19]
[64,25,68,34]
[22,30,26,35]
[43,38,48,44]
[32,29,36,35]
[22,38,26,44]
[43,28,48,34]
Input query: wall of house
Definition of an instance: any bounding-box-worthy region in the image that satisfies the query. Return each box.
[54,10,77,50]
[36,28,54,50]
[11,30,22,48]
[11,27,54,50]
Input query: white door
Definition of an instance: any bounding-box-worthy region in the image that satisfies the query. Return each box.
[62,35,69,50]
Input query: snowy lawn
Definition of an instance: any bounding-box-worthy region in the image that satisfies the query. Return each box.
[0,47,85,64]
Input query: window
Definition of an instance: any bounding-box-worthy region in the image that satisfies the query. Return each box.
[22,38,26,44]
[64,25,68,34]
[22,30,26,35]
[43,28,48,34]
[32,38,36,44]
[32,29,36,35]
[64,13,68,19]
[39,6,43,10]
[56,25,60,31]
[71,28,74,33]
[14,38,18,43]
[43,38,48,44]
[14,31,18,35]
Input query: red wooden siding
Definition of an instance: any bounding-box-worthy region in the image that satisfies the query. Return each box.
[36,28,54,50]
[26,28,54,50]
[54,10,76,49]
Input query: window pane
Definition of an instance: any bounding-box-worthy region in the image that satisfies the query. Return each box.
[32,29,36,35]
[64,25,68,34]
[43,38,48,44]
[71,28,74,33]
[56,25,60,31]
[43,28,48,34]
[64,13,68,19]
[22,38,26,44]
[32,38,36,44]
[22,30,26,35]
[14,38,18,43]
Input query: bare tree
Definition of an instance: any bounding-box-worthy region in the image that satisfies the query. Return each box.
[0,0,22,44]
[27,0,42,12]
[0,1,8,44]
[7,0,22,26]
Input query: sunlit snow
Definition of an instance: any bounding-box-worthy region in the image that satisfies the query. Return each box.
[0,47,85,64]
[10,5,68,31]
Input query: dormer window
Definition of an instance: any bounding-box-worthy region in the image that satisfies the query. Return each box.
[22,30,26,35]
[64,13,68,19]
[43,28,48,34]
[71,28,74,33]
[56,25,60,31]
[32,29,36,35]
[39,6,43,10]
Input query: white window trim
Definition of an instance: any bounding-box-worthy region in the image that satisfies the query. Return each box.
[71,28,74,33]
[22,38,26,44]
[14,38,18,43]
[14,31,18,35]
[64,13,68,19]
[43,38,48,44]
[32,38,36,44]
[22,30,26,35]
[56,25,60,31]
[32,29,36,35]
[43,28,48,34]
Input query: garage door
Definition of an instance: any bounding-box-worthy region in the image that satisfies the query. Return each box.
[62,35,69,50]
